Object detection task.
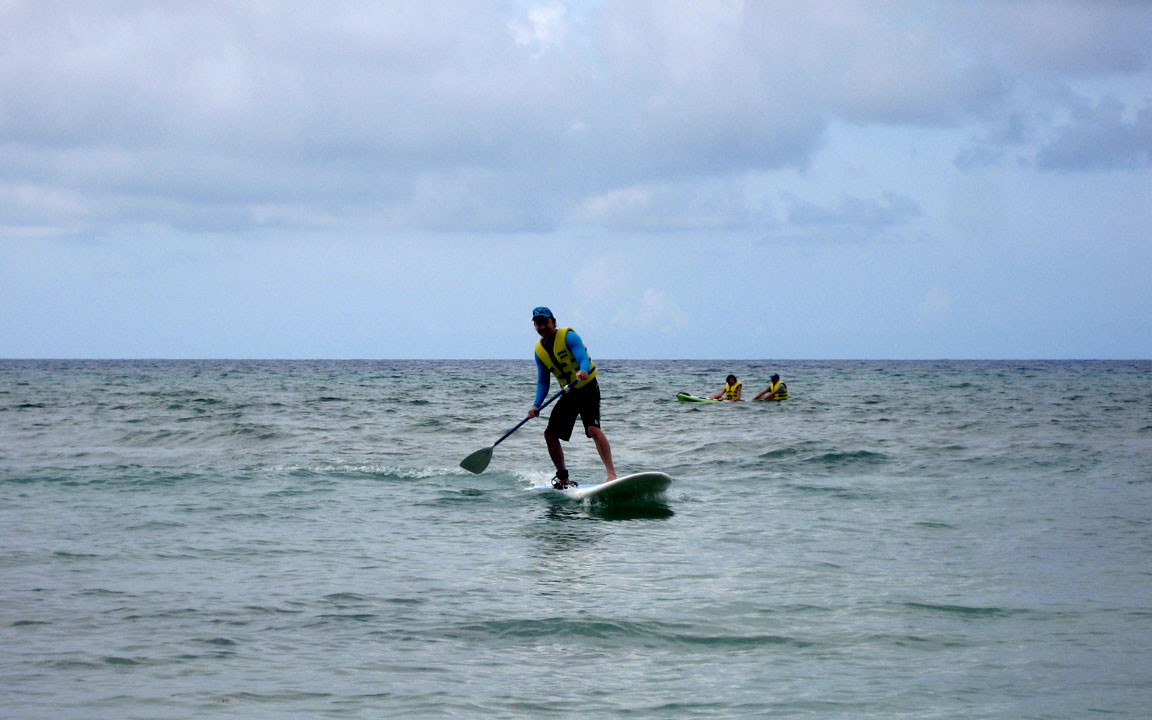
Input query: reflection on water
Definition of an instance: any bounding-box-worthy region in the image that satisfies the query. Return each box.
[527,504,603,554]
[588,503,674,521]
[539,496,675,522]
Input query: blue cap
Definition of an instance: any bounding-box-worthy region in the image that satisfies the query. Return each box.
[532,306,554,321]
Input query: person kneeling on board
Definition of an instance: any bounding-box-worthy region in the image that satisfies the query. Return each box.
[527,306,616,490]
[708,374,743,401]
[753,374,789,401]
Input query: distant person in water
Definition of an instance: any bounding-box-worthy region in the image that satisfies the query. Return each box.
[753,374,789,401]
[527,306,616,489]
[708,374,743,401]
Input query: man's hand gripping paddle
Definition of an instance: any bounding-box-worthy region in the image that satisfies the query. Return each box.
[459,381,575,474]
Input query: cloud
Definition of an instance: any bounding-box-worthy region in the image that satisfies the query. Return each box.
[1035,97,1152,171]
[955,114,1029,169]
[571,178,771,233]
[944,0,1152,77]
[0,0,1149,240]
[636,288,689,332]
[509,2,569,55]
[396,168,560,234]
[563,257,691,345]
[785,192,923,231]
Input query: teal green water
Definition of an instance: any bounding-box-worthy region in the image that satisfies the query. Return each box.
[2,360,1151,718]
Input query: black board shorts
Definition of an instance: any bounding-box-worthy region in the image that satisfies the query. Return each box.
[545,379,601,441]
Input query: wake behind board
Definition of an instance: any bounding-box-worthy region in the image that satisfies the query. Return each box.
[677,393,718,402]
[529,471,672,502]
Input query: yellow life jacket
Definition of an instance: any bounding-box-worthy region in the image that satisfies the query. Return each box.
[535,327,597,390]
[724,381,742,400]
[768,380,788,400]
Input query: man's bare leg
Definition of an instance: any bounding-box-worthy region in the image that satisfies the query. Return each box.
[587,426,616,481]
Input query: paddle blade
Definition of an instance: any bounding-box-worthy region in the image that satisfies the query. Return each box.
[459,446,493,474]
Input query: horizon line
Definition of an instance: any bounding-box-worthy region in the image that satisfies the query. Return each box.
[2,357,1148,363]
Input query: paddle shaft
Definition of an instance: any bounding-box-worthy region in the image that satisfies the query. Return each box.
[491,380,575,449]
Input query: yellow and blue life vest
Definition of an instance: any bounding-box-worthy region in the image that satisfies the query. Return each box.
[535,327,597,390]
[768,380,788,400]
[723,381,742,400]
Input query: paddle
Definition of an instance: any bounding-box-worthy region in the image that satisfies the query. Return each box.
[459,381,576,474]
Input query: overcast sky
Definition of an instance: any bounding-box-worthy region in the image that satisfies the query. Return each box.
[2,0,1150,359]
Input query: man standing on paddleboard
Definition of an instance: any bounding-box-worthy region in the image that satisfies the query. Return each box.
[528,307,616,489]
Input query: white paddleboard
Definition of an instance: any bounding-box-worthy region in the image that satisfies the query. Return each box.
[529,471,672,502]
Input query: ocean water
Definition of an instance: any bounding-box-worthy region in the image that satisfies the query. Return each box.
[2,359,1150,719]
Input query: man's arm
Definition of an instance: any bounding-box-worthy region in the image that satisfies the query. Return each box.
[531,355,550,411]
[565,330,592,375]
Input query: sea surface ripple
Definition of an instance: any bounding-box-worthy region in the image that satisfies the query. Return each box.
[2,359,1150,718]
